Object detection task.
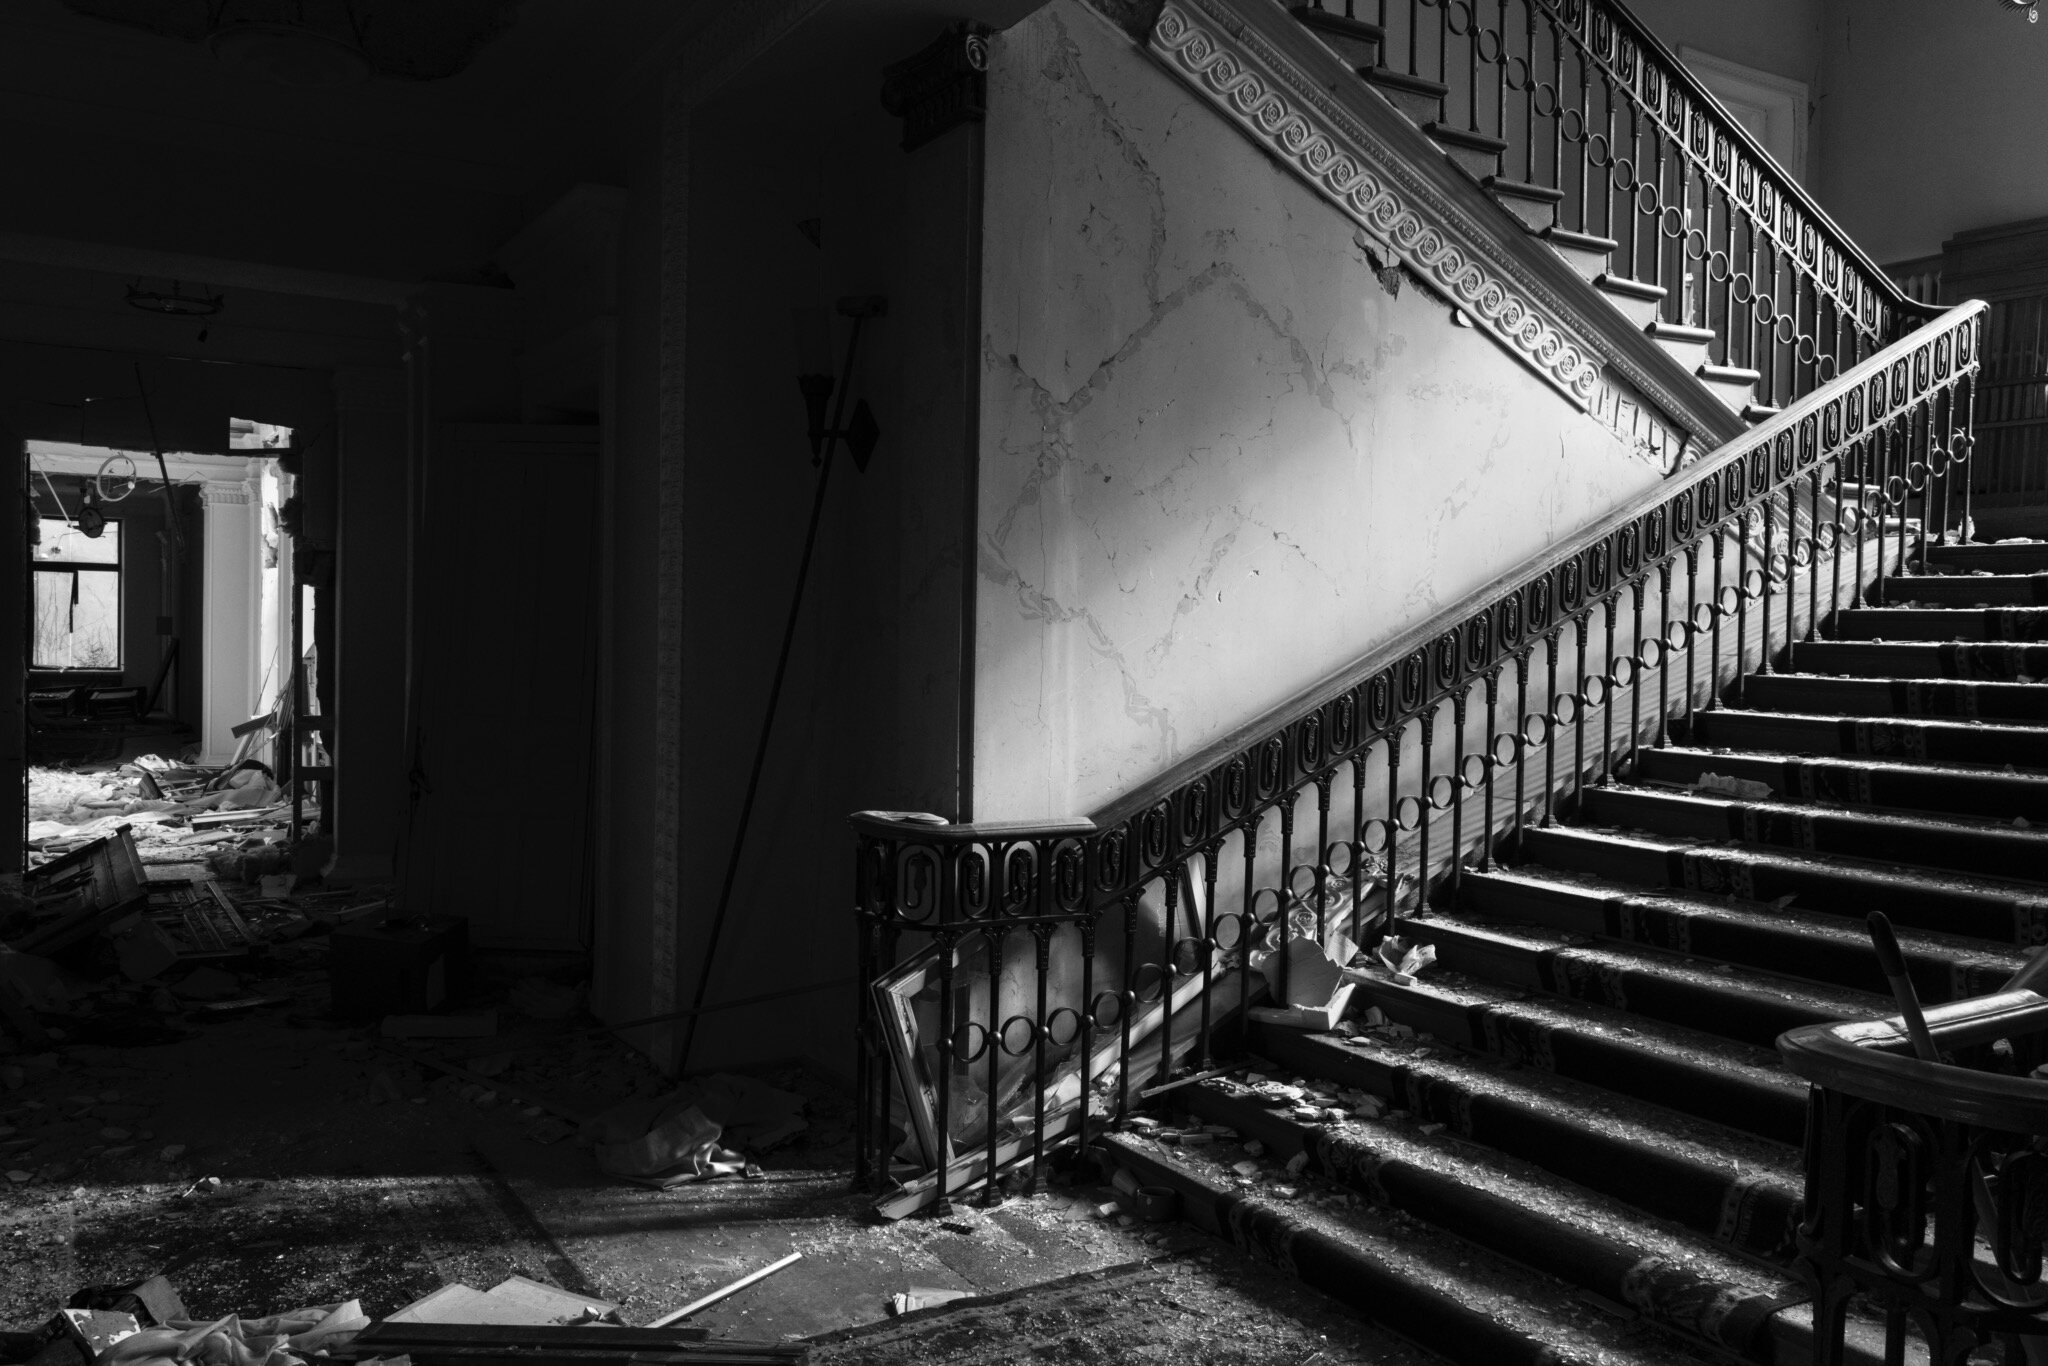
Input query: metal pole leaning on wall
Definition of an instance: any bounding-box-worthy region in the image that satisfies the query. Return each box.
[677,296,886,1075]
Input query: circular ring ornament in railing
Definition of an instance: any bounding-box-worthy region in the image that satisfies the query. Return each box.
[997,1013,1039,1058]
[1635,637,1669,670]
[1170,935,1207,978]
[1817,353,1838,382]
[1688,601,1718,634]
[1664,618,1694,651]
[1883,474,1909,508]
[1739,567,1768,603]
[1557,104,1585,142]
[1549,693,1581,727]
[1519,711,1552,748]
[1089,990,1124,1031]
[1796,334,1819,365]
[1323,838,1360,882]
[1044,1005,1083,1051]
[1130,961,1168,1006]
[1609,655,1641,689]
[1636,183,1661,217]
[1446,1,1475,35]
[1753,292,1775,324]
[1580,675,1612,709]
[1716,584,1744,617]
[1210,910,1247,953]
[1588,133,1614,169]
[1393,794,1425,833]
[951,1018,992,1064]
[1707,250,1732,283]
[1492,730,1524,766]
[1658,206,1685,240]
[1359,817,1391,856]
[1461,752,1493,787]
[1731,271,1754,304]
[1904,461,1930,494]
[1774,314,1798,346]
[1477,27,1505,63]
[1286,861,1323,904]
[1503,55,1532,91]
[1681,227,1708,262]
[1427,774,1459,811]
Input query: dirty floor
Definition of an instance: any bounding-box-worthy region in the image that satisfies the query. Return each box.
[0,946,1437,1364]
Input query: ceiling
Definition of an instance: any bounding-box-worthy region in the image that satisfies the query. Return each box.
[58,0,525,82]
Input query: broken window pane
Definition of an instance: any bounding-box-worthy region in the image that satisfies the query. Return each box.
[34,567,121,670]
[35,516,119,565]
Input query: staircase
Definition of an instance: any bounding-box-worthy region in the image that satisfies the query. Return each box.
[1099,536,2048,1364]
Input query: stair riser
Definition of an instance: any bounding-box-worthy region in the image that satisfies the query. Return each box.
[1178,1082,1800,1361]
[1520,830,2041,948]
[1925,545,2048,574]
[1834,608,2048,642]
[1632,748,2048,822]
[1250,1025,1802,1260]
[1792,640,2048,681]
[1462,876,2015,1005]
[1100,1134,1637,1366]
[1884,575,2048,607]
[1414,922,1851,1048]
[1350,980,1809,1143]
[1579,790,2048,881]
[1740,675,2048,722]
[1689,711,2048,767]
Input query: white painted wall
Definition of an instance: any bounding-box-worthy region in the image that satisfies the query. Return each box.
[972,0,1682,822]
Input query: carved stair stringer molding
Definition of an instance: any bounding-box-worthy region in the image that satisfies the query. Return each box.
[1142,0,1745,458]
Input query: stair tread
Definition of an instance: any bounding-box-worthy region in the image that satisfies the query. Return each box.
[1104,1131,1735,1366]
[1175,1075,1806,1359]
[1634,743,2048,824]
[1343,964,1809,1134]
[1690,705,2048,768]
[1835,605,2048,640]
[1791,638,2048,680]
[1739,672,2048,721]
[1521,824,2048,928]
[1248,1023,1803,1219]
[1647,741,2048,785]
[1463,862,2027,997]
[1585,779,2048,854]
[1399,909,1892,1036]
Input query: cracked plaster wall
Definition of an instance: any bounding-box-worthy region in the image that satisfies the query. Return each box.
[974,0,1675,822]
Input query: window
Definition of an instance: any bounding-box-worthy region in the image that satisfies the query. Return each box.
[33,517,121,670]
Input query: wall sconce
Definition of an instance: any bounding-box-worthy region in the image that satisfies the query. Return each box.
[793,296,885,470]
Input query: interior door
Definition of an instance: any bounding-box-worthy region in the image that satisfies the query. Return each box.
[414,423,600,951]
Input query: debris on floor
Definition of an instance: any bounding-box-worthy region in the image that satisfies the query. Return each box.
[27,761,298,885]
[585,1074,807,1188]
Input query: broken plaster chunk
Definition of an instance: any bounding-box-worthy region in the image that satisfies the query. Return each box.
[1230,1160,1261,1179]
[1285,1152,1309,1175]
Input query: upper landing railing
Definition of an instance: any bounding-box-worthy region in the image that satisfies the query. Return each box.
[851,301,1984,1209]
[1294,0,1942,411]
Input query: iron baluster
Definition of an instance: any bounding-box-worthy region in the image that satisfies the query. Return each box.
[984,926,1004,1206]
[1707,532,1725,711]
[1512,651,1531,854]
[1734,508,1751,703]
[1683,542,1700,726]
[1760,495,1776,674]
[1418,704,1439,912]
[1198,845,1219,1066]
[1158,872,1178,1096]
[1542,630,1560,825]
[1480,669,1500,871]
[1599,595,1618,784]
[1386,729,1404,924]
[1806,467,1821,642]
[1654,561,1672,747]
[1571,612,1590,809]
[1449,689,1469,896]
[1030,923,1052,1191]
[1627,579,1646,773]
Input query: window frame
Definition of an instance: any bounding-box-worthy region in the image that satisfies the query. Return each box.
[31,516,124,674]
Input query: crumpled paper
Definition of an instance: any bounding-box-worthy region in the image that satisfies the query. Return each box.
[97,1301,369,1366]
[582,1073,806,1188]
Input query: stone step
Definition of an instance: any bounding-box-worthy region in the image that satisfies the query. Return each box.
[1398,912,1885,1050]
[1739,672,2048,722]
[1646,320,1714,373]
[1791,638,2048,681]
[1924,541,2048,574]
[1100,1132,1734,1366]
[1517,824,2048,949]
[1245,1023,1805,1261]
[1288,4,1385,66]
[1362,66,1447,122]
[1340,967,1809,1143]
[1539,226,1616,280]
[1482,175,1563,232]
[1834,606,2048,641]
[1577,783,2048,881]
[1698,363,1761,412]
[1595,272,1665,328]
[1884,573,2048,607]
[1173,1077,1811,1363]
[1461,864,2026,1006]
[1633,744,2048,822]
[1422,122,1508,177]
[1687,707,2048,768]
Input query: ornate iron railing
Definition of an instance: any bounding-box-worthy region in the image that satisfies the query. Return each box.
[851,301,1984,1212]
[1781,989,2048,1364]
[1288,0,1942,411]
